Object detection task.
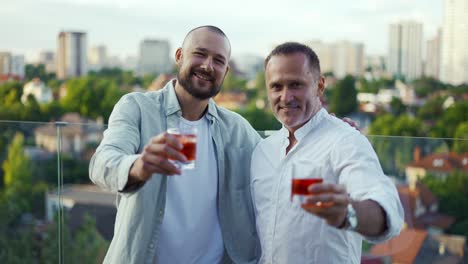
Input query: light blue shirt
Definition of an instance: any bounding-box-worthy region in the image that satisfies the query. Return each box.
[90,80,261,264]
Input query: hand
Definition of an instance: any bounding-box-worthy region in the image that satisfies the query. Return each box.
[342,117,361,133]
[301,183,350,228]
[129,132,187,182]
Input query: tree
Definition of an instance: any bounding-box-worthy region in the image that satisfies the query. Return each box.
[2,133,32,190]
[237,103,281,131]
[1,133,33,214]
[453,122,468,153]
[390,97,406,115]
[25,64,55,82]
[422,171,468,237]
[432,101,468,138]
[412,77,446,97]
[60,76,126,122]
[329,75,358,117]
[222,71,247,91]
[417,96,445,120]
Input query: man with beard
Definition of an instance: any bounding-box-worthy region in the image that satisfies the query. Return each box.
[89,26,261,264]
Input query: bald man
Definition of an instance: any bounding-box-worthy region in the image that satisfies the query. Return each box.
[90,26,261,264]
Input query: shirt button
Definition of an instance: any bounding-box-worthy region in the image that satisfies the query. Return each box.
[159,209,164,216]
[149,243,154,249]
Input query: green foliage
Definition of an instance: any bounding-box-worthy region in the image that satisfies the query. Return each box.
[422,171,468,236]
[412,77,446,97]
[237,103,281,131]
[453,122,468,153]
[329,75,358,117]
[369,114,427,137]
[88,68,142,87]
[25,64,55,82]
[222,72,248,91]
[37,214,109,264]
[357,77,395,94]
[0,226,38,263]
[60,76,126,122]
[389,97,406,115]
[2,133,32,190]
[72,214,109,263]
[417,96,446,120]
[432,101,468,138]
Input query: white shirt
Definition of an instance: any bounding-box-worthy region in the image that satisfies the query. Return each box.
[250,108,404,264]
[156,116,223,264]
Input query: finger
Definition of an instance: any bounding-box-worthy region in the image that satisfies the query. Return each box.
[164,133,183,150]
[150,133,183,150]
[142,154,181,175]
[150,132,169,144]
[145,144,187,162]
[304,193,350,206]
[308,183,346,194]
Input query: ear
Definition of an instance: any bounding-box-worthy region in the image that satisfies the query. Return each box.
[317,76,325,96]
[175,47,183,66]
[223,65,230,79]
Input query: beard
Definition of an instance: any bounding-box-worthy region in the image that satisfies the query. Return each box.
[177,68,222,100]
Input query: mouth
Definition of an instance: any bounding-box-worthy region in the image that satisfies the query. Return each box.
[278,105,299,111]
[192,70,214,82]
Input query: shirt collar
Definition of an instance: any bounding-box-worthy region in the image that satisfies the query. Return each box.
[281,108,328,143]
[163,79,220,121]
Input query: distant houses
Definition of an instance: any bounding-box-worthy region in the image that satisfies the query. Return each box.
[363,148,467,263]
[46,184,116,240]
[34,113,104,155]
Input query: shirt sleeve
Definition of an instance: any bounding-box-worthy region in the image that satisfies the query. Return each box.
[330,132,404,243]
[89,94,145,194]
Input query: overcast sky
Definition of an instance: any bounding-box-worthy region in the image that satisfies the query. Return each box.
[0,0,443,62]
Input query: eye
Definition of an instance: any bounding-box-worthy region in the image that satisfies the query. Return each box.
[290,82,301,88]
[193,51,205,57]
[214,58,225,65]
[270,83,281,91]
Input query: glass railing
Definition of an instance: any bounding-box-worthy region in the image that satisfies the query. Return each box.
[0,120,62,263]
[0,120,466,263]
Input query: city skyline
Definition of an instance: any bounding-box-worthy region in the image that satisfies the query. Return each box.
[1,0,443,62]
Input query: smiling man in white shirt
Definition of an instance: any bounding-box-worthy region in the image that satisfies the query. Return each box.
[250,42,404,264]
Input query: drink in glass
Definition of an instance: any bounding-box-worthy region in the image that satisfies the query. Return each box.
[291,164,324,204]
[167,127,197,169]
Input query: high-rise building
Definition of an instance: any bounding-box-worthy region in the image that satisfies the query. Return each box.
[138,39,171,76]
[39,51,56,73]
[57,31,87,79]
[307,40,364,78]
[232,54,264,80]
[388,21,423,80]
[440,0,468,85]
[11,55,25,78]
[306,40,333,74]
[0,52,12,75]
[88,45,107,71]
[0,52,25,78]
[333,41,365,79]
[425,29,442,79]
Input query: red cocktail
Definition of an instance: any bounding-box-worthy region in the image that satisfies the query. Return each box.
[167,127,197,170]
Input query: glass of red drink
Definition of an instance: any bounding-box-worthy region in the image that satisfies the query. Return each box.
[291,164,324,204]
[167,127,197,170]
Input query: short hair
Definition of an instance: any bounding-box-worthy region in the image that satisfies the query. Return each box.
[265,42,321,79]
[186,25,228,39]
[182,25,231,55]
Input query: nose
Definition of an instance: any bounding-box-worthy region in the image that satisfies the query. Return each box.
[200,57,214,73]
[280,88,293,103]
